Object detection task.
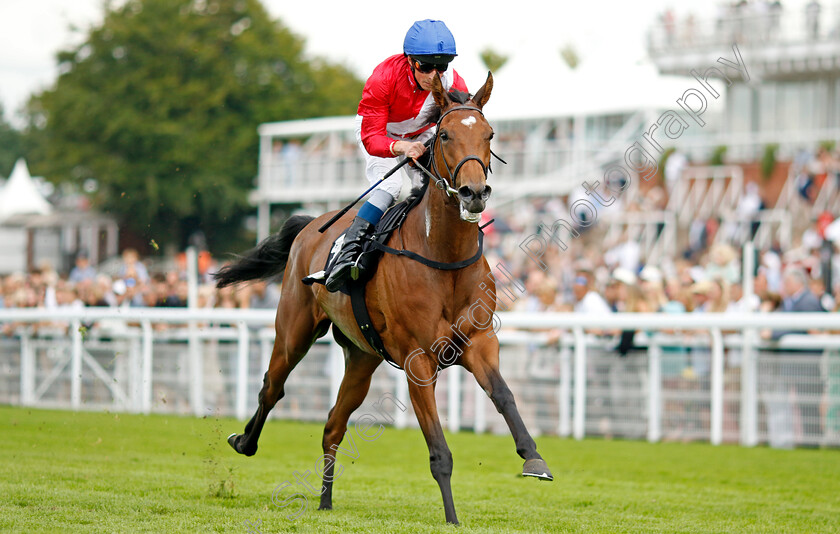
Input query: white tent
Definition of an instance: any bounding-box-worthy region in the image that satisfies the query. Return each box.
[0,158,52,221]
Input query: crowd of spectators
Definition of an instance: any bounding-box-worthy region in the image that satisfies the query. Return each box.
[1,148,839,447]
[472,142,840,350]
[2,216,835,338]
[793,145,840,205]
[0,247,282,336]
[474,162,839,324]
[2,223,838,322]
[481,225,839,325]
[1,148,839,342]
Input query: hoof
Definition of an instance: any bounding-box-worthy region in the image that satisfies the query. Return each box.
[318,504,332,511]
[227,433,257,457]
[522,458,553,481]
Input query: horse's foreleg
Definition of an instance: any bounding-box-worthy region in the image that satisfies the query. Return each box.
[462,338,553,481]
[318,348,381,511]
[407,355,459,525]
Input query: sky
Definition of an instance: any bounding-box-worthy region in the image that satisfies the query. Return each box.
[0,0,814,126]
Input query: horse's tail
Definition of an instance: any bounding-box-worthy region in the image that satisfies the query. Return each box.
[214,215,315,288]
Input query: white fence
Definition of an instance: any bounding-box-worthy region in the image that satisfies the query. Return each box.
[1,308,839,449]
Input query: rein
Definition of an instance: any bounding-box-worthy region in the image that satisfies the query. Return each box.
[373,104,501,271]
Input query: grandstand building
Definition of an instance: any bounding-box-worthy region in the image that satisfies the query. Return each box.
[646,3,840,253]
[648,3,840,162]
[250,3,840,262]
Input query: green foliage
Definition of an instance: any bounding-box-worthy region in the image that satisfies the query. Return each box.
[0,105,24,177]
[559,44,579,69]
[478,48,508,73]
[658,146,676,185]
[819,139,836,153]
[709,145,728,166]
[25,0,362,252]
[761,143,779,182]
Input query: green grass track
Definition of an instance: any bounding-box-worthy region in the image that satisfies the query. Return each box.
[2,406,838,533]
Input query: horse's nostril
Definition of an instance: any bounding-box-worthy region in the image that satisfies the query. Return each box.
[481,185,492,199]
[458,186,474,200]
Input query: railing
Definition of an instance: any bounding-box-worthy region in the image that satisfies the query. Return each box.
[814,170,840,214]
[256,153,368,204]
[716,209,793,251]
[257,143,612,205]
[648,5,840,54]
[668,166,744,225]
[775,166,805,213]
[253,111,650,207]
[1,308,839,448]
[493,111,648,203]
[776,164,840,231]
[658,127,840,165]
[601,211,678,264]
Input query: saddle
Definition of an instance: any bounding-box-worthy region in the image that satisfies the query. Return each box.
[302,182,428,291]
[302,180,488,370]
[302,184,429,368]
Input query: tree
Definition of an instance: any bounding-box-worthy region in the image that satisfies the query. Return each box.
[559,44,579,70]
[479,47,508,73]
[26,0,363,252]
[0,105,23,178]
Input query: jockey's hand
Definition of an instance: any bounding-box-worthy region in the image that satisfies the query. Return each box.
[392,140,427,162]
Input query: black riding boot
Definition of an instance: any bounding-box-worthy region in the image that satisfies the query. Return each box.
[325,216,375,292]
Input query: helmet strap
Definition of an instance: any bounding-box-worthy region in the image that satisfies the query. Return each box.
[407,56,421,87]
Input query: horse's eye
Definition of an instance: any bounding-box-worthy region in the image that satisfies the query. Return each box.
[440,131,449,141]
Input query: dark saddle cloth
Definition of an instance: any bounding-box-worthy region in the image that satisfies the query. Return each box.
[302,183,427,294]
[300,186,428,369]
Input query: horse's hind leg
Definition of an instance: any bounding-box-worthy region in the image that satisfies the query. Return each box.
[319,340,381,511]
[228,307,328,457]
[406,354,459,525]
[462,336,553,481]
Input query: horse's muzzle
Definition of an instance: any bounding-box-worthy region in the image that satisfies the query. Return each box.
[458,184,492,218]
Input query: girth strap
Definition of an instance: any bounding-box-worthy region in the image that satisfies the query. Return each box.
[348,280,402,369]
[347,215,493,370]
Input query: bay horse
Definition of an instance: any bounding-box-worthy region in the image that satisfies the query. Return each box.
[214,72,553,525]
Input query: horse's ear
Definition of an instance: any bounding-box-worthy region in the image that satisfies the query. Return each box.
[431,73,451,110]
[472,71,493,110]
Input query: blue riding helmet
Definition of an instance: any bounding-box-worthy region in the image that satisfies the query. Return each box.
[403,19,457,62]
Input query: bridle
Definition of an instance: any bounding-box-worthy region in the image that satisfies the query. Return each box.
[413,105,493,200]
[316,104,503,235]
[346,104,498,371]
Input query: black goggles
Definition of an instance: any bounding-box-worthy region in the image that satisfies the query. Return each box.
[413,58,449,73]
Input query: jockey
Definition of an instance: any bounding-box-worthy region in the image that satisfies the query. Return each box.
[325,19,469,292]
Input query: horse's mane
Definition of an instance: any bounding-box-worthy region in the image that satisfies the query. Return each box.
[406,178,430,204]
[429,90,472,123]
[448,89,471,104]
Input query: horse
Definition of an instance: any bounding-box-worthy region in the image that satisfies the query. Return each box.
[214,72,553,525]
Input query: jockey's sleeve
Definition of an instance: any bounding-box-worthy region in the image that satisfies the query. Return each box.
[357,69,394,158]
[358,64,471,159]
